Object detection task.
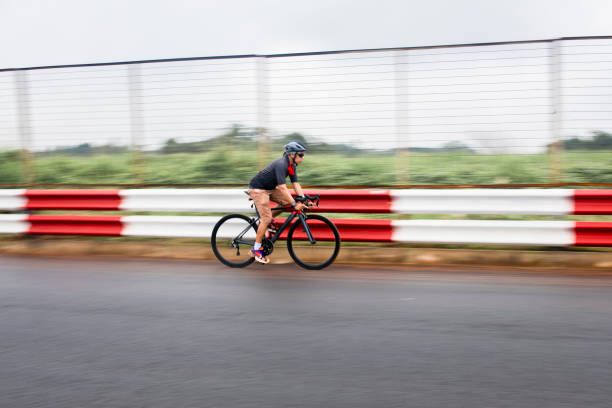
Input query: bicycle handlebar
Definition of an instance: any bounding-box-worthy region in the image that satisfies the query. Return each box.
[296,194,320,208]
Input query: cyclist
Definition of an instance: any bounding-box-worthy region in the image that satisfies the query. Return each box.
[248,141,308,264]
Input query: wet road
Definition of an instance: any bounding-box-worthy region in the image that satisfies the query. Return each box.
[1,255,612,408]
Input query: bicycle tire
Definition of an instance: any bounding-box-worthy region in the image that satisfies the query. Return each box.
[211,214,257,268]
[287,214,341,270]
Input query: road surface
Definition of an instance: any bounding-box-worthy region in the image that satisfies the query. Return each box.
[1,255,612,407]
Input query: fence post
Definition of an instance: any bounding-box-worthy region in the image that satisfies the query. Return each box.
[549,40,563,183]
[256,56,269,170]
[128,63,145,183]
[394,50,410,185]
[14,70,35,184]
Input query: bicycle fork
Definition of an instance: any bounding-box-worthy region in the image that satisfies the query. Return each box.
[298,213,317,244]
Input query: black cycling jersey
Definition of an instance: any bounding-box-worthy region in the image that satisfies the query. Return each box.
[249,156,298,190]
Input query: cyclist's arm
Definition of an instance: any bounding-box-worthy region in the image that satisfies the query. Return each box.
[277,183,307,208]
[276,184,296,206]
[290,182,310,209]
[291,182,305,197]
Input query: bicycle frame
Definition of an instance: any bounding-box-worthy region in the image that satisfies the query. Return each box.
[232,205,316,248]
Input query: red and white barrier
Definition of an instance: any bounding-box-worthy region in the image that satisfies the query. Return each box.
[1,214,610,246]
[390,189,572,215]
[1,189,611,214]
[0,190,27,211]
[0,214,30,234]
[1,189,611,246]
[391,220,574,246]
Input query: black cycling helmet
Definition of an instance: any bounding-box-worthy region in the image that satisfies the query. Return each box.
[284,140,307,154]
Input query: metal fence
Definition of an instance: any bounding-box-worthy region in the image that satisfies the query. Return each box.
[1,36,611,186]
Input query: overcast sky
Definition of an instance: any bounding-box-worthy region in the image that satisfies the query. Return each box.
[1,0,611,153]
[2,0,612,68]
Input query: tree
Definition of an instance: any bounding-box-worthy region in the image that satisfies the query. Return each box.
[562,131,612,150]
[280,132,307,145]
[441,141,474,153]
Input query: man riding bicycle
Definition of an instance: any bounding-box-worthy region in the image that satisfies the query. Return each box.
[248,141,309,264]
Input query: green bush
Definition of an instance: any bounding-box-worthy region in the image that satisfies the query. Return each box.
[0,151,22,184]
[35,156,79,184]
[74,156,131,183]
[565,167,612,183]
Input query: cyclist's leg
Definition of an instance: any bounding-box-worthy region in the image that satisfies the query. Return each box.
[248,189,273,241]
[248,189,273,262]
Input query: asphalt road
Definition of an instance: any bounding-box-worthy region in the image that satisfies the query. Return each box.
[1,255,612,408]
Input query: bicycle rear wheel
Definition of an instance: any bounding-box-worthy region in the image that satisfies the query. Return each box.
[211,214,257,268]
[287,214,340,270]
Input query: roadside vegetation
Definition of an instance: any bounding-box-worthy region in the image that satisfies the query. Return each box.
[1,129,611,186]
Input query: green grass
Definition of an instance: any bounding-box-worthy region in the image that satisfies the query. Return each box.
[1,149,611,186]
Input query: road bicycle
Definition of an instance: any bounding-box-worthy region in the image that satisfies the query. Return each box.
[211,193,340,270]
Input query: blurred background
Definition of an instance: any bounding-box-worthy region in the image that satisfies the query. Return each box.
[2,0,612,188]
[1,37,611,187]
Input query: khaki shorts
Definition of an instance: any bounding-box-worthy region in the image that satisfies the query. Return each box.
[248,188,292,225]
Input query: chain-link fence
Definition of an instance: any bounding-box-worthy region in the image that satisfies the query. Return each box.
[1,36,611,186]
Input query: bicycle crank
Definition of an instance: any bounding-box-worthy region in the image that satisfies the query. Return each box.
[262,238,274,256]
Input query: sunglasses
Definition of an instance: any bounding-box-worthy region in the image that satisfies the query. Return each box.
[297,153,305,158]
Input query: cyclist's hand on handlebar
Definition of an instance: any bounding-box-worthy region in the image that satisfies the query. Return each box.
[295,194,318,209]
[294,202,307,211]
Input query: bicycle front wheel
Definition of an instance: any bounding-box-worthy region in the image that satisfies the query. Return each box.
[287,214,340,270]
[211,214,257,268]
